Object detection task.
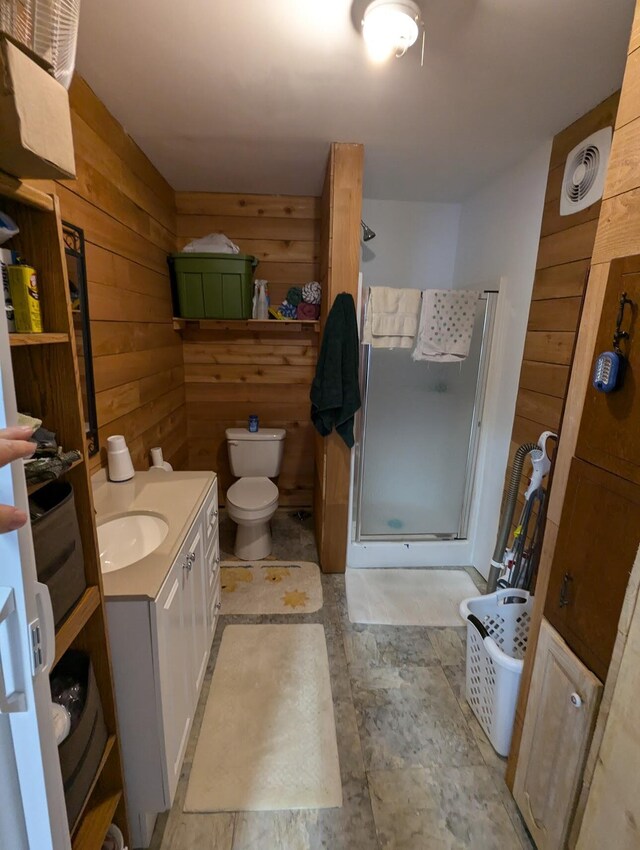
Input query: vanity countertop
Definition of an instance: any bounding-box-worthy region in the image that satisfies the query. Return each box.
[92,468,216,600]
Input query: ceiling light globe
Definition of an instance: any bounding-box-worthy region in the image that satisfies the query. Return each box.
[362,0,421,62]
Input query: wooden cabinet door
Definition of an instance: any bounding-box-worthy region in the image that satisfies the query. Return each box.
[184,519,209,702]
[577,256,640,485]
[545,457,640,681]
[514,619,602,850]
[154,555,192,806]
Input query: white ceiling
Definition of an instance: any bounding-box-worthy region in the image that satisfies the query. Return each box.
[75,0,635,202]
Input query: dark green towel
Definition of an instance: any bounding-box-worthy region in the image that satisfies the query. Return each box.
[310,293,361,448]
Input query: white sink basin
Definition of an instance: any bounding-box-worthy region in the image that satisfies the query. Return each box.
[98,513,169,573]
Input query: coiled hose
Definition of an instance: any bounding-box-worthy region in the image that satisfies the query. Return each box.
[486,442,539,593]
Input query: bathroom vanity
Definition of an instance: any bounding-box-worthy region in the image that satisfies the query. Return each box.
[92,470,220,848]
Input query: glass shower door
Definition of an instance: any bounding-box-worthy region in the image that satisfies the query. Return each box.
[355,295,494,540]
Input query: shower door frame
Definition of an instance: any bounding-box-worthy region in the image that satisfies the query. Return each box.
[353,290,498,543]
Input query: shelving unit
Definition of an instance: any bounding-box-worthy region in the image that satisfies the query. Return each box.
[26,456,84,495]
[53,586,101,666]
[9,332,70,346]
[0,176,129,848]
[173,316,320,333]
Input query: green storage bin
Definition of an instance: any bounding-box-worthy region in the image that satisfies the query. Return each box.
[169,252,258,319]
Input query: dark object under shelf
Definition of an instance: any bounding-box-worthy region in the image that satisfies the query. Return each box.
[51,650,108,830]
[29,480,86,626]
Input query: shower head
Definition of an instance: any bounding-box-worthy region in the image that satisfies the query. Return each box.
[361,220,376,242]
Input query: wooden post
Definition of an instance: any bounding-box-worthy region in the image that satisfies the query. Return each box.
[314,142,364,573]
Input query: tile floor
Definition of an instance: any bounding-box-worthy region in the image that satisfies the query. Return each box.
[149,510,533,850]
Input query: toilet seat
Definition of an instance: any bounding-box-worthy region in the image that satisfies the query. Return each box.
[226,477,278,512]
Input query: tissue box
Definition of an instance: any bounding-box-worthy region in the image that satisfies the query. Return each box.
[0,36,76,179]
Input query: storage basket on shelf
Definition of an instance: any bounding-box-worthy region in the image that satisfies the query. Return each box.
[30,480,86,627]
[50,650,108,828]
[459,588,533,757]
[169,252,258,319]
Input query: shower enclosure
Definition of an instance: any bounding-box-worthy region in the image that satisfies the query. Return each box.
[353,291,497,542]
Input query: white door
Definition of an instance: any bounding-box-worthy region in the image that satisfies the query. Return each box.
[0,317,70,849]
[185,521,209,698]
[154,556,192,806]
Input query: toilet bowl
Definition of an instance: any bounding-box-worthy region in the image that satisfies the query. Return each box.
[225,427,286,560]
[226,477,279,560]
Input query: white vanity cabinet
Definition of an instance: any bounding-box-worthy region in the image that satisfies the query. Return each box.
[105,479,220,848]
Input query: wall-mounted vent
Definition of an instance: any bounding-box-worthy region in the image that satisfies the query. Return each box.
[560,127,612,216]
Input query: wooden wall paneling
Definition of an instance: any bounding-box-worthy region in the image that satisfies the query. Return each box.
[507,262,611,789]
[314,143,364,574]
[576,258,640,485]
[544,458,640,683]
[572,545,640,848]
[504,93,621,788]
[531,259,591,301]
[176,192,320,218]
[175,192,322,503]
[615,46,640,130]
[29,75,186,474]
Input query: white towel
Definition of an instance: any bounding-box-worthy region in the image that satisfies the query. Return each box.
[412,289,480,362]
[362,286,422,349]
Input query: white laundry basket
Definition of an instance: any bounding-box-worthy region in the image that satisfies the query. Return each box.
[459,588,533,757]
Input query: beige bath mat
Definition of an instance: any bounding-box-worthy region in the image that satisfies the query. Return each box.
[184,624,342,812]
[220,560,323,615]
[346,567,479,626]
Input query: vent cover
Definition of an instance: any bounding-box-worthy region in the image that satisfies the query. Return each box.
[560,127,612,216]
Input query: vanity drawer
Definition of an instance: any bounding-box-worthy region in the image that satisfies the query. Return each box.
[204,482,219,547]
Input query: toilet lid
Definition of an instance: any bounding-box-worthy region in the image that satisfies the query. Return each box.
[227,477,278,511]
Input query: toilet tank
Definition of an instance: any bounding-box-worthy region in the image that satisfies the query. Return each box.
[226,428,286,477]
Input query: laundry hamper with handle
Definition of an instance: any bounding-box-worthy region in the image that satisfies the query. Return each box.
[459,588,533,757]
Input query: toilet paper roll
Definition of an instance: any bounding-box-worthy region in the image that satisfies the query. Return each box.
[51,701,71,745]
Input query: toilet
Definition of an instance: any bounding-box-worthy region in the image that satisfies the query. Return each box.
[225,427,286,560]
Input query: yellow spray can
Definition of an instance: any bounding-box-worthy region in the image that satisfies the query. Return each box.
[8,264,42,333]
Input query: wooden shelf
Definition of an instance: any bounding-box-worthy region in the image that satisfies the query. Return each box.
[72,791,121,850]
[9,332,70,346]
[27,456,84,496]
[0,171,55,211]
[173,317,319,332]
[71,735,119,844]
[54,586,101,667]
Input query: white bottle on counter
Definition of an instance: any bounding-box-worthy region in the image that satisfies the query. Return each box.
[150,446,173,472]
[107,435,135,482]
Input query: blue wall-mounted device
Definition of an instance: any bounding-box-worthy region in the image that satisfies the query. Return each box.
[593,350,622,393]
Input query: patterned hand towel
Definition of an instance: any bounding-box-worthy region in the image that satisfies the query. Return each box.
[412,289,480,362]
[362,286,422,349]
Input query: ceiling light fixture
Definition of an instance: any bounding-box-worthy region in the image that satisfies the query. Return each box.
[362,0,423,63]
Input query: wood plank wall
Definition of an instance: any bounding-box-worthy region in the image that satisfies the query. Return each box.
[505,93,619,518]
[507,52,640,788]
[32,76,186,473]
[175,192,321,505]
